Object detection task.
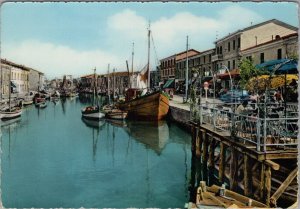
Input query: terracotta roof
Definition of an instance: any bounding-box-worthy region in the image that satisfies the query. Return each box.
[241,33,298,52]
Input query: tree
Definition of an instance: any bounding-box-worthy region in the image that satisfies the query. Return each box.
[238,58,265,89]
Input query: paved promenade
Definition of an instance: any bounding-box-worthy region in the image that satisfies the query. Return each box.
[169,94,223,111]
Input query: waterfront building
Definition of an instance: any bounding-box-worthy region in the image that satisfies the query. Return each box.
[174,49,200,92]
[240,33,298,65]
[29,68,44,92]
[212,19,298,73]
[1,59,31,98]
[160,54,176,83]
[150,69,160,89]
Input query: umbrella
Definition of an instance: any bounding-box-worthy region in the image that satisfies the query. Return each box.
[247,74,298,91]
[256,59,298,74]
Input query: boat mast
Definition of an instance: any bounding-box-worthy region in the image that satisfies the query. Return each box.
[185,35,189,102]
[9,68,11,111]
[131,42,134,88]
[93,68,96,106]
[113,68,115,104]
[147,23,151,90]
[107,64,110,104]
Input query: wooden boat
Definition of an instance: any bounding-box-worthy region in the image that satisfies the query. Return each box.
[106,109,128,120]
[193,182,267,208]
[81,68,105,120]
[23,99,33,106]
[36,101,47,108]
[116,25,169,121]
[0,107,22,120]
[117,90,169,120]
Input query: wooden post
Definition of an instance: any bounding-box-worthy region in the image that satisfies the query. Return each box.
[218,142,226,183]
[243,154,251,196]
[208,137,215,169]
[202,131,208,164]
[191,125,196,154]
[229,147,238,191]
[270,167,297,207]
[196,128,201,157]
[265,165,271,207]
[259,163,265,201]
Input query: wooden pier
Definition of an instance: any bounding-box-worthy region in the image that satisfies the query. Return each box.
[190,111,298,208]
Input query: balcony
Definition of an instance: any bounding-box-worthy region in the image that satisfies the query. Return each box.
[211,54,223,62]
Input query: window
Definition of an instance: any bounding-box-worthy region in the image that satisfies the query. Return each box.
[277,48,282,59]
[220,46,223,54]
[246,56,252,61]
[238,38,241,48]
[209,54,211,62]
[233,60,236,69]
[260,53,264,64]
[204,56,206,64]
[228,42,230,52]
[233,40,236,50]
[217,47,219,54]
[227,61,230,69]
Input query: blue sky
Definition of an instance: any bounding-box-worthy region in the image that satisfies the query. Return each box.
[1,2,298,78]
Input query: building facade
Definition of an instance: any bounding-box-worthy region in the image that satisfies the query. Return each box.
[160,55,176,82]
[212,19,298,73]
[29,68,44,91]
[240,33,298,65]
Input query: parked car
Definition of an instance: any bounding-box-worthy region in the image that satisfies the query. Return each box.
[220,90,250,103]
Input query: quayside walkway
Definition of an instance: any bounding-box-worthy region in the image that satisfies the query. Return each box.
[176,96,298,208]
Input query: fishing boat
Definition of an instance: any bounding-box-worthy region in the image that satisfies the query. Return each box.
[81,68,105,120]
[0,70,22,120]
[23,98,33,106]
[106,109,128,120]
[116,25,169,121]
[35,101,47,108]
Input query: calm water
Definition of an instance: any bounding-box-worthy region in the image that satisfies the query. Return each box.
[1,96,192,208]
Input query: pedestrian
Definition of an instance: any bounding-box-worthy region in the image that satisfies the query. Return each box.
[235,100,248,115]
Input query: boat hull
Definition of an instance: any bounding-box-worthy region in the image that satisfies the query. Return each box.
[23,100,33,106]
[81,107,105,120]
[0,109,22,120]
[106,111,128,120]
[117,92,169,120]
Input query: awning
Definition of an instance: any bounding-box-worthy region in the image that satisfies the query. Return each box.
[218,69,240,79]
[163,79,175,89]
[256,59,298,74]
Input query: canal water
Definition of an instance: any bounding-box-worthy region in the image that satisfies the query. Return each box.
[1,96,193,208]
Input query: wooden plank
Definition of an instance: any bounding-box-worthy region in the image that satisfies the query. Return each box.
[265,160,280,171]
[195,128,202,157]
[270,167,298,207]
[265,165,272,207]
[218,142,226,183]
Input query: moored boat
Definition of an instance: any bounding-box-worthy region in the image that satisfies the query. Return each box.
[23,99,33,106]
[106,109,128,120]
[36,101,47,108]
[0,107,22,120]
[81,68,105,120]
[117,90,169,120]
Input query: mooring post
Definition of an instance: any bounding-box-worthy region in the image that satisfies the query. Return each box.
[229,146,238,191]
[208,137,215,169]
[259,163,265,201]
[191,125,196,155]
[218,142,226,183]
[265,164,272,207]
[202,131,208,164]
[243,153,252,197]
[196,128,202,157]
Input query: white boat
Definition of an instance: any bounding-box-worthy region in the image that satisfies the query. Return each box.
[81,68,105,120]
[36,101,47,108]
[81,106,105,120]
[23,99,33,106]
[0,108,22,120]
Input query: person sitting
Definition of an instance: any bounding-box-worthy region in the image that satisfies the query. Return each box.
[235,100,248,115]
[274,89,283,104]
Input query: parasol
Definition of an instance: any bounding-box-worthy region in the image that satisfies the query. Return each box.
[247,74,298,91]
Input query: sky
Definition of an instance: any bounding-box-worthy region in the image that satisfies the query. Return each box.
[1,2,299,79]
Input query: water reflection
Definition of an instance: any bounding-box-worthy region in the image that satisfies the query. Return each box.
[81,118,106,130]
[125,120,169,155]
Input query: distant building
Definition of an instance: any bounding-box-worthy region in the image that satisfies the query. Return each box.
[29,68,44,91]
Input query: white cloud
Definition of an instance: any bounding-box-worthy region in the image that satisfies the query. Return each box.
[2,5,264,78]
[2,40,120,78]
